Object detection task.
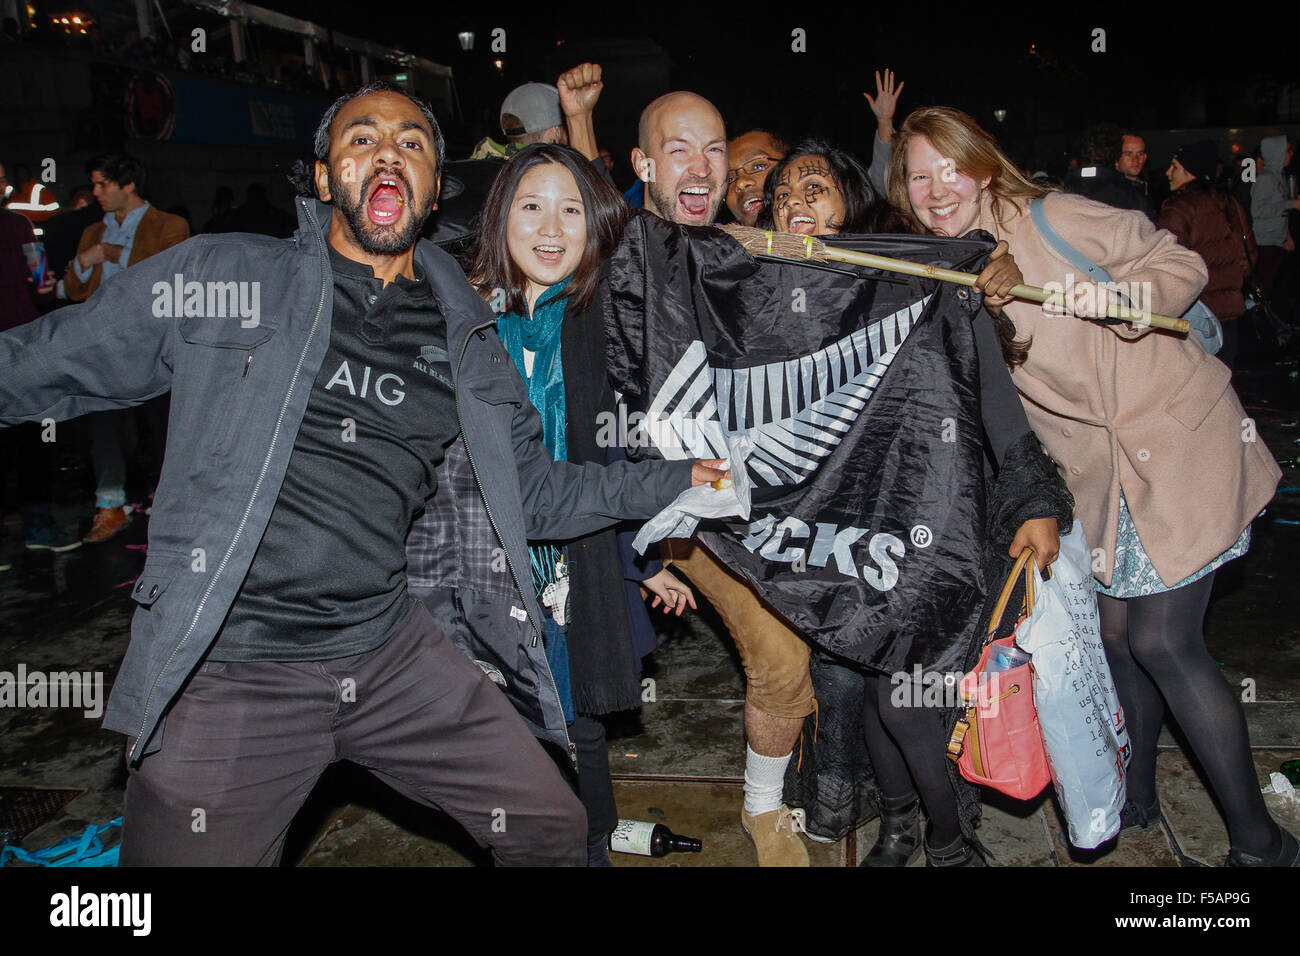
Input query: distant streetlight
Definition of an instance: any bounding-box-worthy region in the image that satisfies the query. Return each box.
[993,109,1007,123]
[458,31,474,51]
[493,58,503,71]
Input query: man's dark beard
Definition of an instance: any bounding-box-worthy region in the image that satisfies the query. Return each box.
[328,169,432,255]
[648,175,721,224]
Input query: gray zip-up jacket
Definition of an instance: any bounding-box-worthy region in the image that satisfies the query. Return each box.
[0,197,693,764]
[1252,135,1293,248]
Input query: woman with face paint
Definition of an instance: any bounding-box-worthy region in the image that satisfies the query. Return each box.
[464,144,701,865]
[889,107,1292,867]
[765,137,1022,324]
[763,139,900,235]
[763,137,1069,866]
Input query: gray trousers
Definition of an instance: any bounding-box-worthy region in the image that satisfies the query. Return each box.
[119,600,587,866]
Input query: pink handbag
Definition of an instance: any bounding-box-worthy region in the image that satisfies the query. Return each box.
[946,549,1052,801]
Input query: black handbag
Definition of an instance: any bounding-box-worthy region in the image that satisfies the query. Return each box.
[1234,200,1296,352]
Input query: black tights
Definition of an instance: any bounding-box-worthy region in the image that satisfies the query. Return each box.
[1098,572,1276,854]
[862,674,963,846]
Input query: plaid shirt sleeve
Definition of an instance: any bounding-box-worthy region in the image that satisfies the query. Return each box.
[405,435,513,597]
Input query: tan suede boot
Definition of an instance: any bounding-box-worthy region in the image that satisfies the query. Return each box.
[741,805,810,867]
[83,506,129,544]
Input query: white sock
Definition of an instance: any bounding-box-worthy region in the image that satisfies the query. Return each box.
[743,745,792,816]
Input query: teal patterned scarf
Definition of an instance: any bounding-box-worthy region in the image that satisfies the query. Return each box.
[496,276,571,462]
[496,277,572,599]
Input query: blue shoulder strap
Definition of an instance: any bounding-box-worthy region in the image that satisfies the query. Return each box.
[1029,198,1222,354]
[1030,197,1114,285]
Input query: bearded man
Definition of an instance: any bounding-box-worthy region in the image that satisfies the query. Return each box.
[0,82,724,866]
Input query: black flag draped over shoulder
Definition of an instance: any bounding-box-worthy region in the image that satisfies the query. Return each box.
[604,210,998,675]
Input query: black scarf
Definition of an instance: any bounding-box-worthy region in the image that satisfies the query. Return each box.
[556,276,647,715]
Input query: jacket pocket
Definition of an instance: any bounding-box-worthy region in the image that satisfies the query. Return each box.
[1163,356,1231,431]
[461,335,524,407]
[180,315,279,459]
[179,314,277,349]
[464,371,523,407]
[458,591,549,730]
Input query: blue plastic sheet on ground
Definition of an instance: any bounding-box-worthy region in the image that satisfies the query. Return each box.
[0,818,121,867]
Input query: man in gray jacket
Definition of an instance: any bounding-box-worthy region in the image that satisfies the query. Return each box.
[0,82,725,866]
[1251,135,1297,299]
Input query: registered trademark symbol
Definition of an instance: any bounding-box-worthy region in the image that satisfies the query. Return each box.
[910,525,933,548]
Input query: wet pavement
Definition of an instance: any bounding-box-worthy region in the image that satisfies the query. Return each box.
[2,362,1299,867]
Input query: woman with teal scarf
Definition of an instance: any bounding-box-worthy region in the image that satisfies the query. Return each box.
[470,144,699,866]
[497,277,578,722]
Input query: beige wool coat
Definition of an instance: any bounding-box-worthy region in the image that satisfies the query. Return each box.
[977,191,1280,587]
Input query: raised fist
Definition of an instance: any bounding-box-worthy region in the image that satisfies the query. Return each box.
[558,62,603,116]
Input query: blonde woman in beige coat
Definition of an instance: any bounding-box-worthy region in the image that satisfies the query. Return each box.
[887,107,1291,867]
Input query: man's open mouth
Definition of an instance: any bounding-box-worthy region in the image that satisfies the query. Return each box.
[678,185,712,219]
[742,196,764,217]
[367,177,406,225]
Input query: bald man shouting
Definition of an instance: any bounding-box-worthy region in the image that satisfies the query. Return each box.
[629,91,817,867]
[631,91,728,225]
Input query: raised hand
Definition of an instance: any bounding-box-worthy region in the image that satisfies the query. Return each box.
[558,62,603,117]
[863,69,905,130]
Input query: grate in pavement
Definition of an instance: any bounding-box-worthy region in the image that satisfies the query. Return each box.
[0,787,85,837]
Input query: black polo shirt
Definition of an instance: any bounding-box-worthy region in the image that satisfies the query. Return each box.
[209,245,458,661]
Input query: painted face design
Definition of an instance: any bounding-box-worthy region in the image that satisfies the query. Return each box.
[772,156,846,235]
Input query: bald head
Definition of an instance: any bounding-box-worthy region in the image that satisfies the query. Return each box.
[632,91,728,225]
[637,91,724,152]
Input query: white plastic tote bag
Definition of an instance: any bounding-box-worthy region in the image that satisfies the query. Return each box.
[1014,521,1131,848]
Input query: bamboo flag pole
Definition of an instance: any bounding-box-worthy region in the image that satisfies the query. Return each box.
[719,225,1191,335]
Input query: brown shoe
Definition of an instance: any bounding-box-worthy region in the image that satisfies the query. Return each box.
[83,506,130,544]
[741,805,810,867]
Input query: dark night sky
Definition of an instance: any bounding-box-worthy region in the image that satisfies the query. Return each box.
[249,4,1298,175]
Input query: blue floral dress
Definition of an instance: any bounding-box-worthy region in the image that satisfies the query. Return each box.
[1095,491,1250,598]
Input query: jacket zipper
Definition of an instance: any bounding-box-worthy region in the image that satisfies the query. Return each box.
[130,200,331,761]
[454,323,576,767]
